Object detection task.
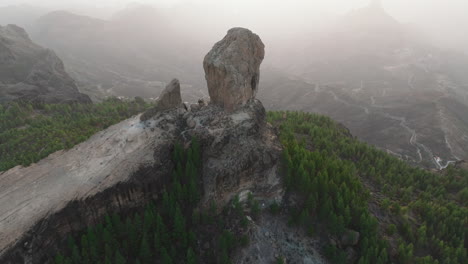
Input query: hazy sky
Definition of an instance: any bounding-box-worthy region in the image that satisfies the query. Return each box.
[1,1,466,29]
[1,0,467,50]
[0,0,466,23]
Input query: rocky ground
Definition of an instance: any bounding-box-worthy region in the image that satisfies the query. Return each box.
[234,213,327,264]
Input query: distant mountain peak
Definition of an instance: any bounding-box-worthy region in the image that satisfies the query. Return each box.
[339,0,400,32]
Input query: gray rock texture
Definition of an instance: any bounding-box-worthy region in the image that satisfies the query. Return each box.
[203,27,265,112]
[0,24,90,104]
[185,100,282,208]
[140,78,182,121]
[234,214,327,264]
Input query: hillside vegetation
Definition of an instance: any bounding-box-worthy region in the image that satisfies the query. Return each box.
[0,99,150,171]
[268,111,467,264]
[17,110,466,264]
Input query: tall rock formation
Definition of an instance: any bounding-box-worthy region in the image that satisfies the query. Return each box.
[0,24,90,104]
[203,28,265,112]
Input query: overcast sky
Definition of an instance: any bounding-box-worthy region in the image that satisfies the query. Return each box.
[0,0,466,22]
[1,0,467,50]
[1,0,466,27]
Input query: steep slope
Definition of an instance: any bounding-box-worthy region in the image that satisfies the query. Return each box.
[0,24,90,104]
[268,111,467,264]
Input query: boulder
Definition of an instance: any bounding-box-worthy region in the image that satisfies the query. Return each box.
[140,79,182,121]
[203,27,265,112]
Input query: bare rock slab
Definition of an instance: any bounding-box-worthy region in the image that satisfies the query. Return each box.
[203,28,265,112]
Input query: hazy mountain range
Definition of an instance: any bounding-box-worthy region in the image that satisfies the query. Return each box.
[260,3,468,169]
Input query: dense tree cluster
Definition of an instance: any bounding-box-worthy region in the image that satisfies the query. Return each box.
[54,139,246,264]
[0,99,150,171]
[268,111,467,264]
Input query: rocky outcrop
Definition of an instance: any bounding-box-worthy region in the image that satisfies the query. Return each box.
[0,99,282,263]
[0,27,282,263]
[140,78,182,121]
[0,24,90,104]
[234,215,327,264]
[184,99,282,208]
[203,28,265,112]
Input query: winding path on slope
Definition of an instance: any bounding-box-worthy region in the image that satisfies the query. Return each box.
[327,84,451,169]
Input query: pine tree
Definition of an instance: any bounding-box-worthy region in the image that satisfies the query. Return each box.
[173,205,187,247]
[161,247,173,264]
[187,247,197,264]
[115,250,126,264]
[139,234,152,264]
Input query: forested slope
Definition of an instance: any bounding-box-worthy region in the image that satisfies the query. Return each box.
[7,108,465,264]
[269,111,467,264]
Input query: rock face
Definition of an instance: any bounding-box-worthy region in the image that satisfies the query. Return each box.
[0,24,90,104]
[185,100,282,208]
[140,78,182,121]
[203,28,265,112]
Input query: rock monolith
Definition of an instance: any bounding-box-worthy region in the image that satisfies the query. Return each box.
[203,28,265,112]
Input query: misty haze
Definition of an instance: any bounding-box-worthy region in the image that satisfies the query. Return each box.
[0,1,467,264]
